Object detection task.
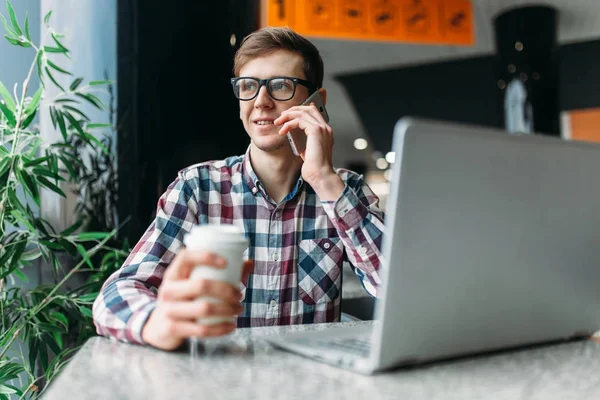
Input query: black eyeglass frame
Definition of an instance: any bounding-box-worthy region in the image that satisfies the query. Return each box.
[230,76,318,101]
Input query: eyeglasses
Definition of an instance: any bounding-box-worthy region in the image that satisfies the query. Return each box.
[230,76,317,101]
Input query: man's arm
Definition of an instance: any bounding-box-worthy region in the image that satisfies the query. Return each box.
[318,170,385,297]
[92,173,199,344]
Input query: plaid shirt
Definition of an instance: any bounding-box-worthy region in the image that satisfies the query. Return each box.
[93,147,385,344]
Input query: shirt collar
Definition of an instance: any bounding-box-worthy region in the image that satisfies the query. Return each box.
[242,145,305,199]
[242,145,261,195]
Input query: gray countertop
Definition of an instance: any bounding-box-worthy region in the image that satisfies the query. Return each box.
[41,321,600,400]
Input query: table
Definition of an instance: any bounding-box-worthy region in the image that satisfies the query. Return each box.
[41,321,600,400]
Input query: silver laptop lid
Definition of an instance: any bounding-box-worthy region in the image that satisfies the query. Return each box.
[372,117,600,370]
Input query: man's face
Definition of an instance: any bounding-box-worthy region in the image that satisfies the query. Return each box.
[238,50,309,154]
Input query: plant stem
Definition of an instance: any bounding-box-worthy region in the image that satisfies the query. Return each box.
[0,37,41,235]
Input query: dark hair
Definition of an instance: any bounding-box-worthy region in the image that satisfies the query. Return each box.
[233,26,324,88]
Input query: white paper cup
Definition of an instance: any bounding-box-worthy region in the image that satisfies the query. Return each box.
[183,224,248,325]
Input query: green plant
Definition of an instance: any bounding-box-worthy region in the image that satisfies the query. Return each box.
[0,2,128,398]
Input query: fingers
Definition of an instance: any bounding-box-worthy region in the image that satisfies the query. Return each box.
[159,278,242,303]
[165,320,237,339]
[241,260,254,284]
[275,105,325,135]
[164,249,226,280]
[143,308,237,350]
[162,299,243,320]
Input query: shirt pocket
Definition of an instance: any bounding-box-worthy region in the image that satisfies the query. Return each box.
[297,238,344,305]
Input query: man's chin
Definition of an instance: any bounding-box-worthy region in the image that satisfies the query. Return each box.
[251,137,289,153]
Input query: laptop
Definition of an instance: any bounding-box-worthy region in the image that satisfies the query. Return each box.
[266,116,600,375]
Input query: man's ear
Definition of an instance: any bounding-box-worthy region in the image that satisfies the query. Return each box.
[318,87,327,105]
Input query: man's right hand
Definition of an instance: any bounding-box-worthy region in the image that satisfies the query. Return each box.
[141,249,254,351]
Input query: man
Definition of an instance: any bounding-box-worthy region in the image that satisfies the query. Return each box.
[92,26,385,351]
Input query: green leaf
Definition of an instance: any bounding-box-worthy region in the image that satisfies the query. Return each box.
[50,311,69,327]
[39,338,49,372]
[41,332,62,357]
[76,244,93,268]
[0,81,16,111]
[32,166,63,180]
[51,32,69,53]
[20,108,36,129]
[0,14,17,37]
[3,35,17,46]
[89,80,112,86]
[76,293,98,303]
[16,168,40,206]
[58,155,77,179]
[0,246,15,272]
[83,132,108,154]
[52,331,63,350]
[36,50,44,84]
[62,105,89,121]
[39,239,63,251]
[78,305,93,318]
[64,112,84,135]
[75,92,102,109]
[24,12,31,41]
[37,175,66,197]
[47,59,72,75]
[56,110,67,140]
[11,267,28,281]
[61,219,83,236]
[0,100,16,127]
[24,87,43,115]
[0,386,16,395]
[45,66,65,91]
[0,154,11,176]
[87,123,112,129]
[43,45,66,53]
[37,322,66,334]
[21,248,41,261]
[55,98,77,104]
[7,240,26,275]
[7,188,26,214]
[69,77,83,91]
[23,154,50,167]
[77,231,110,241]
[44,9,52,25]
[6,1,22,36]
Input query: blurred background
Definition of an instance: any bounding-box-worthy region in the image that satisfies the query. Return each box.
[4,0,600,246]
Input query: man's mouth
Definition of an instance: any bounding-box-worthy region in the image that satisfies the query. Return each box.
[255,121,274,125]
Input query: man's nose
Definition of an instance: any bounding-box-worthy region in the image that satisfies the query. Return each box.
[254,85,273,106]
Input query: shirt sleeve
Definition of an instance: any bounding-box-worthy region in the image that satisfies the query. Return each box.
[320,170,385,297]
[92,172,199,344]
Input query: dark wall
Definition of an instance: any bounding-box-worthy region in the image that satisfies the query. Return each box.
[117,0,258,244]
[337,56,502,152]
[559,39,600,111]
[337,39,600,154]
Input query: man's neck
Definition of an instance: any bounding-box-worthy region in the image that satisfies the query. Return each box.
[249,145,303,203]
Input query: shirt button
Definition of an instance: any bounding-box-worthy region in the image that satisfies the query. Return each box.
[251,187,258,195]
[270,299,277,308]
[324,242,331,250]
[271,252,280,261]
[359,246,368,255]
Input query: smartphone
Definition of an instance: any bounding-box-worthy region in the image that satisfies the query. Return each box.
[287,90,330,156]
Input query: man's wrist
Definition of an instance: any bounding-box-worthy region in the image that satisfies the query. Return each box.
[310,172,345,201]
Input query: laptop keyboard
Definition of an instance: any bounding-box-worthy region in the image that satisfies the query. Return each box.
[313,337,372,357]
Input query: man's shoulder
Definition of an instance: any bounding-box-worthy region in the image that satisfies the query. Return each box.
[178,154,245,180]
